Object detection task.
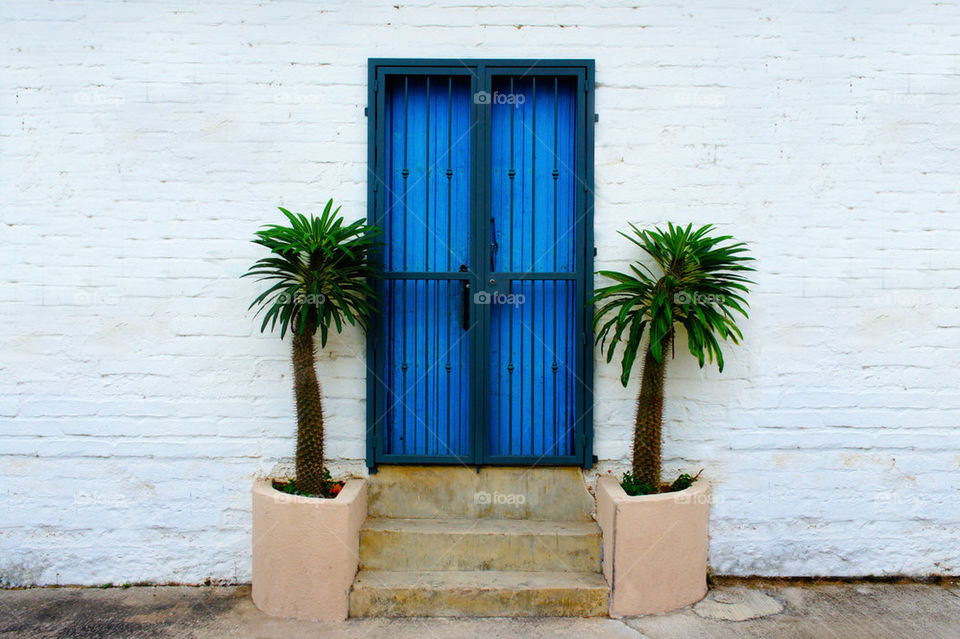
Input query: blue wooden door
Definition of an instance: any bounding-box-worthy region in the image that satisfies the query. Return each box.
[486,72,582,461]
[372,71,475,462]
[368,60,594,468]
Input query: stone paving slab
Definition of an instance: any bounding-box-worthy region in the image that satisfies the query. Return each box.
[626,580,960,639]
[0,580,958,639]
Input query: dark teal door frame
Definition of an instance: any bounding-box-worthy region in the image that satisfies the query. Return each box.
[366,59,596,471]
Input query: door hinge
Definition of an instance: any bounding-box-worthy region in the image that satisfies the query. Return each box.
[365,106,369,117]
[594,113,599,123]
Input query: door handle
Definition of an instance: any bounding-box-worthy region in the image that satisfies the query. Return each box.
[459,264,470,331]
[490,216,498,271]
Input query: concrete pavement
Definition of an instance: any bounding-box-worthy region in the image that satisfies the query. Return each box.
[1,579,958,638]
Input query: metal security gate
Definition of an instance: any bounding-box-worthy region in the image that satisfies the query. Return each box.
[366,59,595,470]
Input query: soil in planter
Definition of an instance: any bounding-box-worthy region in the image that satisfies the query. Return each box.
[620,469,703,496]
[272,471,344,499]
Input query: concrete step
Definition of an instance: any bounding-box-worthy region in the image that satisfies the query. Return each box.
[359,517,602,572]
[349,570,609,617]
[367,466,595,521]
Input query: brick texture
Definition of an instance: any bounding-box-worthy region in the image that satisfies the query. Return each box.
[1,1,958,584]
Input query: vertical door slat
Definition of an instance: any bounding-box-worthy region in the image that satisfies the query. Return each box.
[379,74,472,459]
[487,74,578,458]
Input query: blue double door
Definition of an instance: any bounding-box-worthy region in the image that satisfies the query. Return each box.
[367,60,595,468]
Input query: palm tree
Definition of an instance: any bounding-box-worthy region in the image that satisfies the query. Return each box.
[244,200,380,496]
[592,223,754,492]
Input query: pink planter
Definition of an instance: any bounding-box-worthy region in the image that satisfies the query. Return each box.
[251,478,367,621]
[596,476,710,616]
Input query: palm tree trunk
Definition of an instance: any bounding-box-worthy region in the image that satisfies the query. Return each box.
[632,331,673,491]
[292,329,326,496]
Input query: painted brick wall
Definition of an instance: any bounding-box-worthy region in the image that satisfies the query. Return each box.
[2,1,958,584]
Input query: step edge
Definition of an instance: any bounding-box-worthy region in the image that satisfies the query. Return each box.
[361,520,602,534]
[352,570,609,587]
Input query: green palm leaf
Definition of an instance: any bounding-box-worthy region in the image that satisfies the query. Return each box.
[243,199,382,346]
[591,223,755,381]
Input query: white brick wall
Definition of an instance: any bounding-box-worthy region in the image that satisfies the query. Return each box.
[2,1,958,584]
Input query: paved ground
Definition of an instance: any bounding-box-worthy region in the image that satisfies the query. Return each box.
[1,579,958,638]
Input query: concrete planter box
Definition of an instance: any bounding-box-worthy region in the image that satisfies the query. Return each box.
[596,476,710,617]
[251,478,367,621]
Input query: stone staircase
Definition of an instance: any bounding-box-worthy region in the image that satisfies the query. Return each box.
[348,466,609,617]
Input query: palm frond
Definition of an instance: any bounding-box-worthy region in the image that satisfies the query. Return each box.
[591,223,755,385]
[243,199,382,345]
